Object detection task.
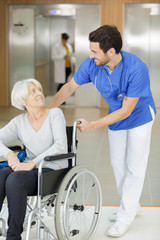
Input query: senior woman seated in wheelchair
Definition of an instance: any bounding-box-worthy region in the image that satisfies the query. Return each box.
[0,79,67,240]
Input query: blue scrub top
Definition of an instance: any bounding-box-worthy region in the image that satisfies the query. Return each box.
[74,50,156,130]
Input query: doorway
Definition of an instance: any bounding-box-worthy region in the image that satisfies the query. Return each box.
[9,4,100,107]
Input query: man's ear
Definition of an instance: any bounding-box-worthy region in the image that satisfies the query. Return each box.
[107,48,116,57]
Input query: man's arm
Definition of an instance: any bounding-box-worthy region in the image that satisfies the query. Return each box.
[77,96,139,132]
[48,78,80,108]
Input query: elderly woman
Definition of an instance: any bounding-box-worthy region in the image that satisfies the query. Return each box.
[0,79,67,240]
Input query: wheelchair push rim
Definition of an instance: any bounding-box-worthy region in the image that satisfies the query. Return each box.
[55,165,102,240]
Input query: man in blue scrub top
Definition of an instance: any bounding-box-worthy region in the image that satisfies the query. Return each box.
[49,25,156,237]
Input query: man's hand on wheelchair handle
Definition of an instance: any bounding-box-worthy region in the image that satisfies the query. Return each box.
[76,119,95,133]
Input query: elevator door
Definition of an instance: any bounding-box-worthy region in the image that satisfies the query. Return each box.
[48,5,100,107]
[123,4,160,108]
[9,5,100,107]
[10,8,35,90]
[75,7,100,107]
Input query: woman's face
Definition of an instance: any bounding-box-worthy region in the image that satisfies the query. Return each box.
[25,83,45,109]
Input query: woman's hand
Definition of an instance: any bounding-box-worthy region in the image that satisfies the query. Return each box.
[7,151,20,168]
[12,161,36,171]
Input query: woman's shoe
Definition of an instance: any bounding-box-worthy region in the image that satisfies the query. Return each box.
[107,221,129,237]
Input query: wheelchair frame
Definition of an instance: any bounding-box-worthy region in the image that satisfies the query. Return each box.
[1,121,102,240]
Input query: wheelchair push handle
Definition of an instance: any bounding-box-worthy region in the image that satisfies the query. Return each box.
[73,120,81,130]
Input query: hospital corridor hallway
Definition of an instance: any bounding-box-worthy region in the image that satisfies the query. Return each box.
[0,103,160,240]
[0,1,160,239]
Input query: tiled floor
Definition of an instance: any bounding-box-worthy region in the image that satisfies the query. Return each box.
[29,206,160,240]
[60,102,160,207]
[1,205,160,240]
[0,98,160,206]
[0,98,160,239]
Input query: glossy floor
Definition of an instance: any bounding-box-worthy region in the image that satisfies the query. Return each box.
[1,205,160,240]
[0,101,160,240]
[0,102,160,206]
[25,206,160,240]
[61,105,160,207]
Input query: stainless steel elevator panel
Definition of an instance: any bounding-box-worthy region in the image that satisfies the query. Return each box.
[75,7,100,70]
[150,15,160,108]
[9,5,100,107]
[124,4,160,107]
[35,16,50,62]
[48,5,100,106]
[10,8,35,90]
[75,7,100,107]
[35,15,50,94]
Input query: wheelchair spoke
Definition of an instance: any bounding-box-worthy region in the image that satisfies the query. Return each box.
[55,166,102,240]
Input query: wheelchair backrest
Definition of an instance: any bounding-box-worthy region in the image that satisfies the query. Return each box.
[66,123,78,152]
[66,126,73,153]
[66,125,78,168]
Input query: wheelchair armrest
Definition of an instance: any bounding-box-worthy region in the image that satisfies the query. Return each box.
[44,152,76,162]
[8,145,24,151]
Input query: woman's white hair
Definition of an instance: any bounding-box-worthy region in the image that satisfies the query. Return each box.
[11,79,42,110]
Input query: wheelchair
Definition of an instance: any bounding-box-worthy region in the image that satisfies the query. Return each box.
[0,121,102,240]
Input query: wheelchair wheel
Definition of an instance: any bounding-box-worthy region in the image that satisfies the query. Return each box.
[55,166,102,240]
